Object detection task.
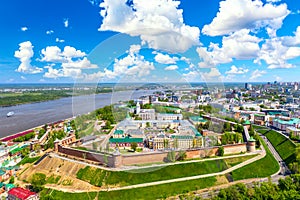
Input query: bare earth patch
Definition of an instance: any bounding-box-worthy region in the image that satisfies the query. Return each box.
[19,155,100,192]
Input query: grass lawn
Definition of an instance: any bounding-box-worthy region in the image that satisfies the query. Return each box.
[72,147,88,151]
[78,122,95,137]
[251,125,267,130]
[257,129,296,164]
[231,137,279,181]
[77,155,256,187]
[224,155,257,168]
[17,156,41,166]
[40,176,217,200]
[77,159,227,187]
[46,174,61,184]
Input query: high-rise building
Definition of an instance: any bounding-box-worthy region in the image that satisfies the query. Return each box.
[245,83,252,90]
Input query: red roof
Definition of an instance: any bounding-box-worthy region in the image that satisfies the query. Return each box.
[8,187,36,200]
[1,129,34,142]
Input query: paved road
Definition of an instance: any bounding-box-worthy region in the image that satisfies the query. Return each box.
[50,150,260,172]
[44,128,290,195]
[243,126,250,141]
[100,148,266,191]
[45,146,266,192]
[259,132,291,175]
[197,130,290,199]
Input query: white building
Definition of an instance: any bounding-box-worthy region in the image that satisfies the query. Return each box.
[138,109,155,120]
[157,113,183,121]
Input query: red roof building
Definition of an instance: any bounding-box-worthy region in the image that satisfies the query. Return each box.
[7,187,38,200]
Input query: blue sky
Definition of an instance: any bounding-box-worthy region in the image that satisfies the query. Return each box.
[1,0,300,83]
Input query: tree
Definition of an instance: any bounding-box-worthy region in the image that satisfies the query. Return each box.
[253,133,261,148]
[104,121,112,129]
[163,139,169,149]
[167,151,176,162]
[9,176,14,184]
[223,122,231,132]
[131,142,138,151]
[235,124,244,133]
[21,148,30,157]
[218,146,224,156]
[30,173,46,192]
[249,126,255,136]
[146,122,150,128]
[176,151,187,161]
[174,138,179,149]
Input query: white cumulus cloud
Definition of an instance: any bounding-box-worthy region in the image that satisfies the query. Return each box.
[40,46,86,63]
[198,29,261,68]
[249,69,266,80]
[202,0,289,36]
[154,52,178,64]
[63,18,69,28]
[14,41,43,74]
[56,38,65,43]
[201,68,221,79]
[99,0,200,53]
[255,35,299,69]
[225,65,249,74]
[85,44,155,81]
[41,46,97,79]
[164,65,178,71]
[21,27,28,32]
[46,30,54,35]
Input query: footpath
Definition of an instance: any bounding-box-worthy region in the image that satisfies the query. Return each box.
[45,145,266,193]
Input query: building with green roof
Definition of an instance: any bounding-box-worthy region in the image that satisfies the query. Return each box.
[189,126,202,137]
[171,135,193,140]
[243,120,251,125]
[109,137,144,148]
[189,116,207,125]
[5,183,15,191]
[114,129,124,138]
[272,117,300,131]
[0,170,5,176]
[9,147,23,155]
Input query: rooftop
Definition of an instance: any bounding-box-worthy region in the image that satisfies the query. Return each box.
[189,116,207,123]
[171,135,193,140]
[286,126,300,131]
[114,130,124,135]
[109,137,143,143]
[8,187,36,200]
[0,170,5,176]
[274,118,300,125]
[10,147,24,155]
[243,120,251,125]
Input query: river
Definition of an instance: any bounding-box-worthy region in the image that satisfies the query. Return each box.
[0,90,151,137]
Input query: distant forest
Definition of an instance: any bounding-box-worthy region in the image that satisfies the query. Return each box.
[0,87,113,107]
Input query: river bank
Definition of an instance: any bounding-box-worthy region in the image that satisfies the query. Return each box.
[0,90,152,137]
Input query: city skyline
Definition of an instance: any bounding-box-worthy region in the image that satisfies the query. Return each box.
[1,0,300,83]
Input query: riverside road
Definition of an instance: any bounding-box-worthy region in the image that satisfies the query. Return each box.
[0,90,151,137]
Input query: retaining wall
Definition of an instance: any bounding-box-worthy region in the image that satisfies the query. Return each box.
[57,143,248,168]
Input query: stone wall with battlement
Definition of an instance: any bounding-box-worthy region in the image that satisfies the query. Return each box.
[56,143,248,168]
